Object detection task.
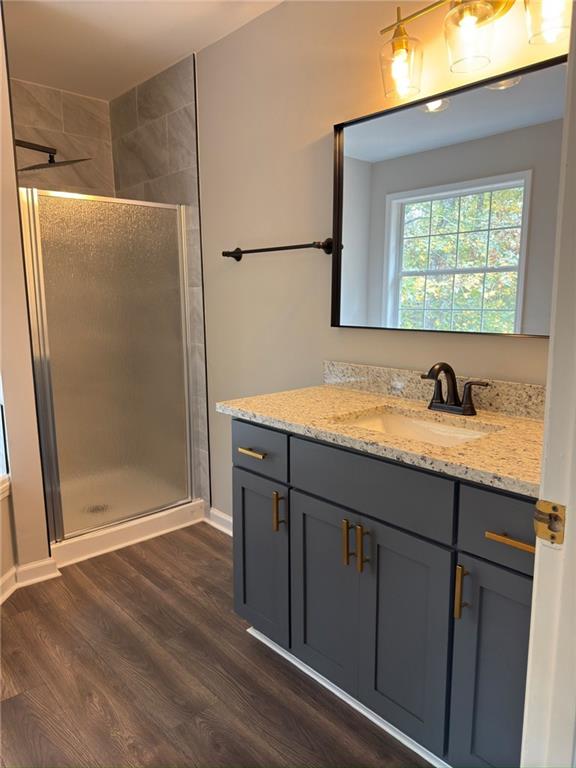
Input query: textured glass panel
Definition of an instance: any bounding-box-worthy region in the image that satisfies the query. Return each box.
[37,195,190,536]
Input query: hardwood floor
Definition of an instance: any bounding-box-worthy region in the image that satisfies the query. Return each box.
[1,523,429,767]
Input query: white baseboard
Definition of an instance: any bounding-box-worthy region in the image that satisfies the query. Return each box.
[0,566,17,603]
[1,557,61,604]
[247,628,451,768]
[52,499,205,568]
[206,507,232,536]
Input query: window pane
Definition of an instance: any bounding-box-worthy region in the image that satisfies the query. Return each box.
[402,237,428,271]
[491,187,524,228]
[403,201,431,237]
[399,309,424,329]
[429,235,457,270]
[431,197,459,234]
[453,273,484,309]
[452,310,482,332]
[488,228,521,267]
[424,310,452,330]
[425,274,453,308]
[460,192,490,231]
[482,311,516,333]
[400,276,425,308]
[457,232,488,268]
[484,272,518,310]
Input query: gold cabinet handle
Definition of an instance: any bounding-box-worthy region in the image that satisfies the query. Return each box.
[454,564,470,620]
[485,530,535,555]
[238,446,267,460]
[342,519,352,566]
[355,524,368,573]
[272,491,284,532]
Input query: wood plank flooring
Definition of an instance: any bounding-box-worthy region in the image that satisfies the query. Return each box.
[1,523,429,767]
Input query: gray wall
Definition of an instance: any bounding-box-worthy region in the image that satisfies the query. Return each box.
[11,78,114,196]
[197,1,553,520]
[110,55,209,503]
[341,156,371,326]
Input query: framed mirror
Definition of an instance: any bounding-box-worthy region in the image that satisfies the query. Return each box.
[331,57,567,337]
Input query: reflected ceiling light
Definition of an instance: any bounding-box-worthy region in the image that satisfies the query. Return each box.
[379,7,423,98]
[525,0,571,44]
[485,75,522,88]
[421,98,451,112]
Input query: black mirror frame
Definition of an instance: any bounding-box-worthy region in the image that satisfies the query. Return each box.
[330,55,568,338]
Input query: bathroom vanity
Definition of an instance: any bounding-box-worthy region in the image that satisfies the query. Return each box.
[217,372,543,767]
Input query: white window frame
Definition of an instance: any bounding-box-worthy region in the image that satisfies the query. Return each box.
[382,171,533,333]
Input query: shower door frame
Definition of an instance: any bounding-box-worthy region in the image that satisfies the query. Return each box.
[19,188,195,542]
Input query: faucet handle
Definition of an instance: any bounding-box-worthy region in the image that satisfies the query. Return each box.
[462,380,490,415]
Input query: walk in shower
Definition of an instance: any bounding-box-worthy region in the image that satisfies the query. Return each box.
[20,189,195,540]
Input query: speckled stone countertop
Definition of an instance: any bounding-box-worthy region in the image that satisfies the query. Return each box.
[216,385,543,497]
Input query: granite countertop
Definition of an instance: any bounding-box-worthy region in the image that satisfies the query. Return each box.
[216,385,544,497]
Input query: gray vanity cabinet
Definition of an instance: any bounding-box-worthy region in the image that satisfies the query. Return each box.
[290,491,361,693]
[357,518,453,755]
[448,554,532,768]
[232,467,290,647]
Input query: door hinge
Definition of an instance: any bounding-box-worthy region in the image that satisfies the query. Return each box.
[534,500,566,545]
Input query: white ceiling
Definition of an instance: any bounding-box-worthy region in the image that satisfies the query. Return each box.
[3,0,280,100]
[345,63,566,163]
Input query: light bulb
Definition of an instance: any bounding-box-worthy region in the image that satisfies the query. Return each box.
[444,1,495,74]
[525,0,571,44]
[392,48,411,97]
[420,99,450,113]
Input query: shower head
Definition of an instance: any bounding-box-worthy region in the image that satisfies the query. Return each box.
[15,138,92,173]
[19,157,91,172]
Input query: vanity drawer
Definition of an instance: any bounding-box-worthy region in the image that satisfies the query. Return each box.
[290,437,455,544]
[458,486,535,576]
[232,420,288,482]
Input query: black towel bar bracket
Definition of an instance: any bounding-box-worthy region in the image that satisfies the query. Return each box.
[222,237,333,261]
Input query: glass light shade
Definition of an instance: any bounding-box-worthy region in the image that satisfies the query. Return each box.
[525,0,571,44]
[380,35,423,98]
[444,1,495,74]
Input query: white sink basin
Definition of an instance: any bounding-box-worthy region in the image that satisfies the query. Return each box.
[340,411,491,448]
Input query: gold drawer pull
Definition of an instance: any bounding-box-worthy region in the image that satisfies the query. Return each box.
[272,491,284,532]
[355,524,368,573]
[454,564,469,620]
[237,446,267,461]
[342,519,352,566]
[485,531,535,555]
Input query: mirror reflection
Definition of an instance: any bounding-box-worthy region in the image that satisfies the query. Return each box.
[336,62,566,336]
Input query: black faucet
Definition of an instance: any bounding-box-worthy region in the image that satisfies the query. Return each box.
[421,362,489,416]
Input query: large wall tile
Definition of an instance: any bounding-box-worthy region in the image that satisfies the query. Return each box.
[10,79,62,131]
[167,104,196,173]
[63,92,110,141]
[137,55,195,123]
[116,182,147,201]
[143,168,197,206]
[15,125,114,195]
[113,117,169,189]
[186,226,202,288]
[110,88,137,140]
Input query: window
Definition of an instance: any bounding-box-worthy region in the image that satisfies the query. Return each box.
[385,173,530,334]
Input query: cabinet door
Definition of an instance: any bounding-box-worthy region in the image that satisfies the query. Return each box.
[448,554,532,768]
[290,491,360,694]
[233,467,290,647]
[357,517,453,756]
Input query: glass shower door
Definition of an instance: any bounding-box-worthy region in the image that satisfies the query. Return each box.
[20,189,192,539]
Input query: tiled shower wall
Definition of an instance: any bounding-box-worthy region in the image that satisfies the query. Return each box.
[9,59,209,505]
[11,79,115,195]
[109,55,209,503]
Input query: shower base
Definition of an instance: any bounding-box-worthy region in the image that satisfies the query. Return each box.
[59,466,189,538]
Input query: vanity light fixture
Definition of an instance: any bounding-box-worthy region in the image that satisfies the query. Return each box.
[485,75,522,88]
[378,0,569,98]
[421,98,451,112]
[525,0,571,44]
[380,7,423,98]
